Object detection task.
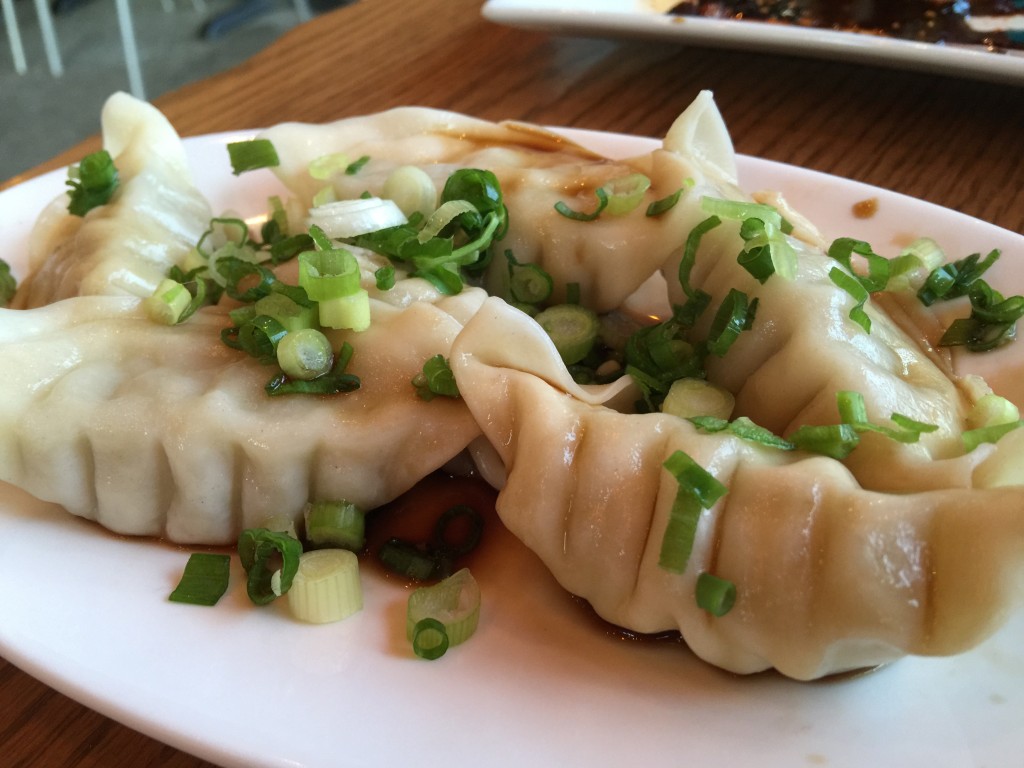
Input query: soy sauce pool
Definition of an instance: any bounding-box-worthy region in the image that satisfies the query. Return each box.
[667,1,1024,51]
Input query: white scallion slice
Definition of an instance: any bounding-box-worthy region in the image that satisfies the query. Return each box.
[967,393,1020,431]
[285,549,363,624]
[383,165,438,219]
[662,378,736,421]
[144,278,191,325]
[600,173,651,216]
[309,198,407,239]
[406,568,481,657]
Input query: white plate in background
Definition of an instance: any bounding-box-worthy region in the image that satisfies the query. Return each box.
[482,0,1024,86]
[1,129,1023,767]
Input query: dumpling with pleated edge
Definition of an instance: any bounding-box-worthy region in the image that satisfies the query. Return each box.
[450,297,1024,680]
[12,92,212,308]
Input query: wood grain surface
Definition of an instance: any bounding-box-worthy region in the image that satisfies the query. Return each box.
[1,0,1022,764]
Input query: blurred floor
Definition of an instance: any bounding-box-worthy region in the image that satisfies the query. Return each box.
[0,0,307,183]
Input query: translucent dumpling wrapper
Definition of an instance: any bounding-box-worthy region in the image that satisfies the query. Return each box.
[0,271,487,544]
[12,92,212,308]
[450,298,1024,680]
[259,105,734,313]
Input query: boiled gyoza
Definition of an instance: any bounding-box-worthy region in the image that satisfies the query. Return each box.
[450,298,1024,680]
[0,266,486,543]
[12,92,212,308]
[259,106,723,312]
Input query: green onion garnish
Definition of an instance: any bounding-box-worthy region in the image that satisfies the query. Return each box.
[304,500,365,551]
[695,572,736,617]
[554,187,609,222]
[534,304,600,366]
[378,538,443,581]
[429,505,484,559]
[345,155,371,175]
[412,618,450,660]
[227,139,280,175]
[918,249,1000,306]
[705,288,757,358]
[374,265,396,291]
[286,549,363,624]
[265,341,361,396]
[787,423,861,460]
[168,552,231,606]
[658,450,727,574]
[829,267,873,333]
[237,528,302,605]
[276,328,334,380]
[66,149,119,217]
[688,415,794,450]
[600,173,651,216]
[406,568,481,659]
[938,279,1024,352]
[963,420,1024,452]
[506,251,553,305]
[646,187,685,217]
[0,259,16,307]
[412,354,460,401]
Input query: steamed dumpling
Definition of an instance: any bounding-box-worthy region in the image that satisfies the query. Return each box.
[0,275,486,544]
[259,106,715,312]
[12,92,212,308]
[450,299,1024,680]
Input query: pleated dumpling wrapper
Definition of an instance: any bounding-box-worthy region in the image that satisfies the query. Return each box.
[450,298,1024,680]
[12,92,212,308]
[0,93,488,544]
[258,103,734,313]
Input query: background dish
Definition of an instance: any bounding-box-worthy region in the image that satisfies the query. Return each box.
[1,129,1023,767]
[482,0,1024,86]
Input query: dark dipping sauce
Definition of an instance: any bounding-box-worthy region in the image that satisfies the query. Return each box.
[667,1,1024,52]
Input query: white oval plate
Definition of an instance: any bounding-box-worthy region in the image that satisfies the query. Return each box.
[482,0,1024,86]
[1,129,1023,768]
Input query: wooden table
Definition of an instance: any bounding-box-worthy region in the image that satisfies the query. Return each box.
[1,0,1022,765]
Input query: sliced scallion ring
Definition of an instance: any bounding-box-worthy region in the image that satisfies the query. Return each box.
[600,173,651,216]
[286,549,363,624]
[276,328,334,380]
[309,198,407,238]
[406,568,481,658]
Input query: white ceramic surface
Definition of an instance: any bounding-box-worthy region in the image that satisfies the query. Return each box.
[1,129,1023,768]
[482,0,1024,86]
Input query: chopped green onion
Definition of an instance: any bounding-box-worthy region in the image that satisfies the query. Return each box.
[534,304,600,366]
[688,415,794,450]
[286,549,363,624]
[662,378,735,420]
[646,187,685,217]
[345,155,371,175]
[227,139,280,175]
[236,315,288,363]
[411,618,449,660]
[382,165,438,219]
[374,265,396,291]
[237,528,303,605]
[938,279,1024,352]
[705,288,757,357]
[412,354,460,401]
[308,152,349,180]
[918,249,1000,307]
[0,259,16,307]
[829,267,873,333]
[701,197,796,281]
[887,238,945,292]
[406,568,481,659]
[695,572,736,617]
[417,200,478,244]
[216,256,278,303]
[66,149,119,216]
[658,450,727,573]
[304,500,365,551]
[254,292,316,333]
[554,187,609,222]
[168,552,231,606]
[506,251,553,305]
[429,505,484,558]
[143,278,193,326]
[600,173,651,216]
[963,420,1024,452]
[309,198,407,238]
[967,393,1020,431]
[276,328,334,380]
[788,423,860,459]
[266,341,360,396]
[378,538,442,581]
